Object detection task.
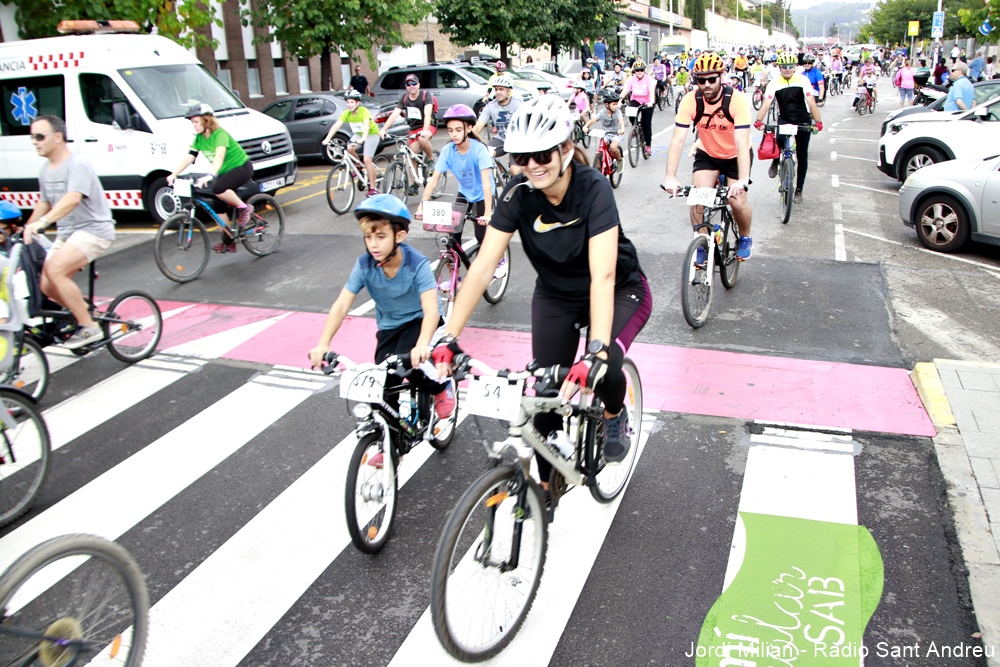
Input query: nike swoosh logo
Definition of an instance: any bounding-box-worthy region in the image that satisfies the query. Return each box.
[533,216,581,233]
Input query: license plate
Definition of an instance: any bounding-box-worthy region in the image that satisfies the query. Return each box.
[465,377,523,422]
[260,177,286,192]
[339,368,387,403]
[687,187,716,207]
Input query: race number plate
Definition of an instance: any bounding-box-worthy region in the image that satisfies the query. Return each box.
[778,124,799,136]
[686,187,716,207]
[589,128,606,138]
[570,112,581,122]
[465,377,523,422]
[424,202,451,228]
[625,105,638,118]
[340,368,387,402]
[172,179,192,197]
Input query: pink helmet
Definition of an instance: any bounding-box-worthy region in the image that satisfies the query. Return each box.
[495,61,507,72]
[442,104,477,125]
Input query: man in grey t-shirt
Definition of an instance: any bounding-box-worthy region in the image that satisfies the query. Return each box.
[473,79,522,174]
[24,115,115,349]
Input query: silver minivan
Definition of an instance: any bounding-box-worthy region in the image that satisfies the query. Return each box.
[372,64,491,119]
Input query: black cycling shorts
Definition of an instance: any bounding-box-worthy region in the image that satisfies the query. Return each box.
[692,149,753,182]
[213,160,253,196]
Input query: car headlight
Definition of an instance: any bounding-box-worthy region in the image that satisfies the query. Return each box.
[889,123,909,134]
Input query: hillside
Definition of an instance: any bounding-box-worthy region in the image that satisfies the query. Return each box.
[790,2,870,40]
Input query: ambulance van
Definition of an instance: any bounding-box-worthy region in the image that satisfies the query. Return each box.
[0,21,297,222]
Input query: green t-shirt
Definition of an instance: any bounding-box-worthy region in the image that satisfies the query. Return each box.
[339,106,379,138]
[190,128,249,175]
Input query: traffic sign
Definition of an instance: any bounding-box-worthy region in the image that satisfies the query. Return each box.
[908,20,920,36]
[932,10,945,39]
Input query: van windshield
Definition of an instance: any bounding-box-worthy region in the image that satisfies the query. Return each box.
[117,64,243,119]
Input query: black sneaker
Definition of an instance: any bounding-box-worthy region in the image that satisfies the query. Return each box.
[793,189,803,205]
[603,410,631,464]
[406,184,419,196]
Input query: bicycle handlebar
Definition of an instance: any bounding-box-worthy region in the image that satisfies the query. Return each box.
[319,350,412,376]
[452,354,570,387]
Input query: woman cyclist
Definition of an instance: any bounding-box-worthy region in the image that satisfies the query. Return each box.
[620,58,656,158]
[432,95,653,491]
[167,103,253,253]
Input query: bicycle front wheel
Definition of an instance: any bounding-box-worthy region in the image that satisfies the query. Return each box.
[483,245,510,305]
[154,214,209,283]
[326,163,355,214]
[430,465,547,662]
[779,157,794,225]
[0,533,148,667]
[752,88,763,110]
[242,194,285,256]
[581,125,591,149]
[590,358,643,503]
[680,234,713,328]
[382,161,409,204]
[433,256,459,322]
[627,126,640,167]
[1,337,49,402]
[345,431,398,554]
[102,291,163,363]
[372,154,392,190]
[0,388,51,527]
[719,210,741,289]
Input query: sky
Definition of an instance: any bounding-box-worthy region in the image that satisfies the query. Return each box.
[789,0,872,9]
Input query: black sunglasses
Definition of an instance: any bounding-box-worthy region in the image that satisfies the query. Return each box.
[405,81,419,86]
[695,76,719,85]
[510,149,558,167]
[30,133,52,141]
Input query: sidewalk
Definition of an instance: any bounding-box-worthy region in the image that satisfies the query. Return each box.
[912,360,1000,666]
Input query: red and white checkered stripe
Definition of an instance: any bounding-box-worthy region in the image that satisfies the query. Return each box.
[28,52,85,71]
[0,190,143,209]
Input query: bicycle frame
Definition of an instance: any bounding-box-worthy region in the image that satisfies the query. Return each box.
[392,139,428,185]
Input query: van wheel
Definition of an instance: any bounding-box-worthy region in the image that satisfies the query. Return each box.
[146,177,181,224]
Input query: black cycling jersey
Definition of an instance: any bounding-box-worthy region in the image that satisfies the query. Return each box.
[491,165,642,301]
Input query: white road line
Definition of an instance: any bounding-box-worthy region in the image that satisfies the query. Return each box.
[831,137,879,143]
[842,227,1000,272]
[348,300,376,316]
[651,123,676,140]
[830,137,836,144]
[837,154,877,162]
[835,223,846,261]
[0,371,320,611]
[389,416,656,667]
[830,151,837,161]
[840,182,899,196]
[831,175,840,187]
[833,201,843,220]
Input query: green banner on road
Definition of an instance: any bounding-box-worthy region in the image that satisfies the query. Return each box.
[694,512,883,665]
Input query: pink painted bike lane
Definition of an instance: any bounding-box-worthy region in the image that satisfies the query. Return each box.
[156,301,935,438]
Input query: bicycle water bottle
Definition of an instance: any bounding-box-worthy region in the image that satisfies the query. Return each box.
[713,223,723,247]
[547,430,575,459]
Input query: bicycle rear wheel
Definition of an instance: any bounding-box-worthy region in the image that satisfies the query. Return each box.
[381,161,409,203]
[345,431,398,554]
[0,388,50,527]
[241,194,284,256]
[1,337,49,402]
[657,89,667,111]
[627,126,640,167]
[326,163,356,214]
[680,234,713,328]
[779,157,794,225]
[719,209,741,289]
[483,246,510,304]
[433,256,459,322]
[153,214,209,283]
[102,291,162,363]
[590,358,643,503]
[0,533,148,666]
[430,465,547,662]
[752,88,763,110]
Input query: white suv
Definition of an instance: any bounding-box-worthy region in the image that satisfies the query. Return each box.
[877,97,1000,181]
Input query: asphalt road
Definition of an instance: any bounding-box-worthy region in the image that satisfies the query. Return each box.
[2,78,995,666]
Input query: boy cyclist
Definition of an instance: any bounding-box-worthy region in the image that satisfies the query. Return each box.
[584,90,626,171]
[322,89,380,197]
[308,195,455,423]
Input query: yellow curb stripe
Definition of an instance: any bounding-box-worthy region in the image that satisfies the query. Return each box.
[911,362,957,430]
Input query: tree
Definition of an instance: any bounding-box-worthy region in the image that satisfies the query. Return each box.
[249,0,432,91]
[685,0,707,31]
[829,22,839,37]
[540,0,622,59]
[12,0,218,49]
[959,0,1000,43]
[435,0,548,63]
[864,0,974,44]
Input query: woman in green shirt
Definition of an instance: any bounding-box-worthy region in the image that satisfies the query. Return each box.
[322,90,381,198]
[167,103,254,253]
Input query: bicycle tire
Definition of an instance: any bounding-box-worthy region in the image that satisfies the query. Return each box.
[429,151,448,200]
[429,376,459,450]
[1,337,49,402]
[153,214,209,283]
[102,291,163,364]
[666,85,675,107]
[752,88,763,110]
[868,97,876,114]
[0,388,50,528]
[780,156,794,225]
[675,93,682,114]
[657,89,667,111]
[581,124,591,149]
[590,358,643,503]
[381,161,409,203]
[627,126,640,168]
[326,163,355,214]
[0,533,148,666]
[345,431,398,553]
[432,256,459,322]
[372,154,392,191]
[610,156,623,188]
[857,96,868,116]
[241,193,284,257]
[430,465,547,661]
[719,209,740,289]
[482,246,510,305]
[680,234,713,328]
[494,160,510,193]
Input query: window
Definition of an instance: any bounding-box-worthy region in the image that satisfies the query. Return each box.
[247,67,261,96]
[217,67,233,91]
[298,65,311,92]
[263,99,292,121]
[438,70,468,89]
[273,61,288,94]
[0,75,65,137]
[79,73,135,126]
[380,72,405,91]
[293,97,331,120]
[118,64,242,119]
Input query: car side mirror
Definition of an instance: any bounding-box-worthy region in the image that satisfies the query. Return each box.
[112,101,133,130]
[457,79,468,88]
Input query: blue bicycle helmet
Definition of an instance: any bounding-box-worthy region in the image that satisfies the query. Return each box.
[0,200,22,224]
[354,194,411,231]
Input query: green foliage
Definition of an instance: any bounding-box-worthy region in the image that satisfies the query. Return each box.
[766,0,798,37]
[12,0,219,50]
[249,0,432,65]
[685,0,706,31]
[865,0,975,43]
[958,0,999,43]
[829,22,839,37]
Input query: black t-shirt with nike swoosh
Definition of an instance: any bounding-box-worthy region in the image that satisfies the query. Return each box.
[491,164,642,301]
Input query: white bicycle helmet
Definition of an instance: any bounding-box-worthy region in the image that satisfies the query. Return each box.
[492,75,514,89]
[504,95,574,174]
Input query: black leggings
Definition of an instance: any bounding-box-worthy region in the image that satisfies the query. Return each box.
[375,316,446,412]
[531,275,653,483]
[771,128,812,192]
[450,196,486,248]
[629,101,654,150]
[213,160,253,197]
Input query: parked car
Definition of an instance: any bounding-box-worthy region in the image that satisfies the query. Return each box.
[458,64,539,102]
[514,67,573,100]
[371,64,493,119]
[898,155,1000,252]
[877,98,1000,181]
[881,79,1000,136]
[261,92,408,164]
